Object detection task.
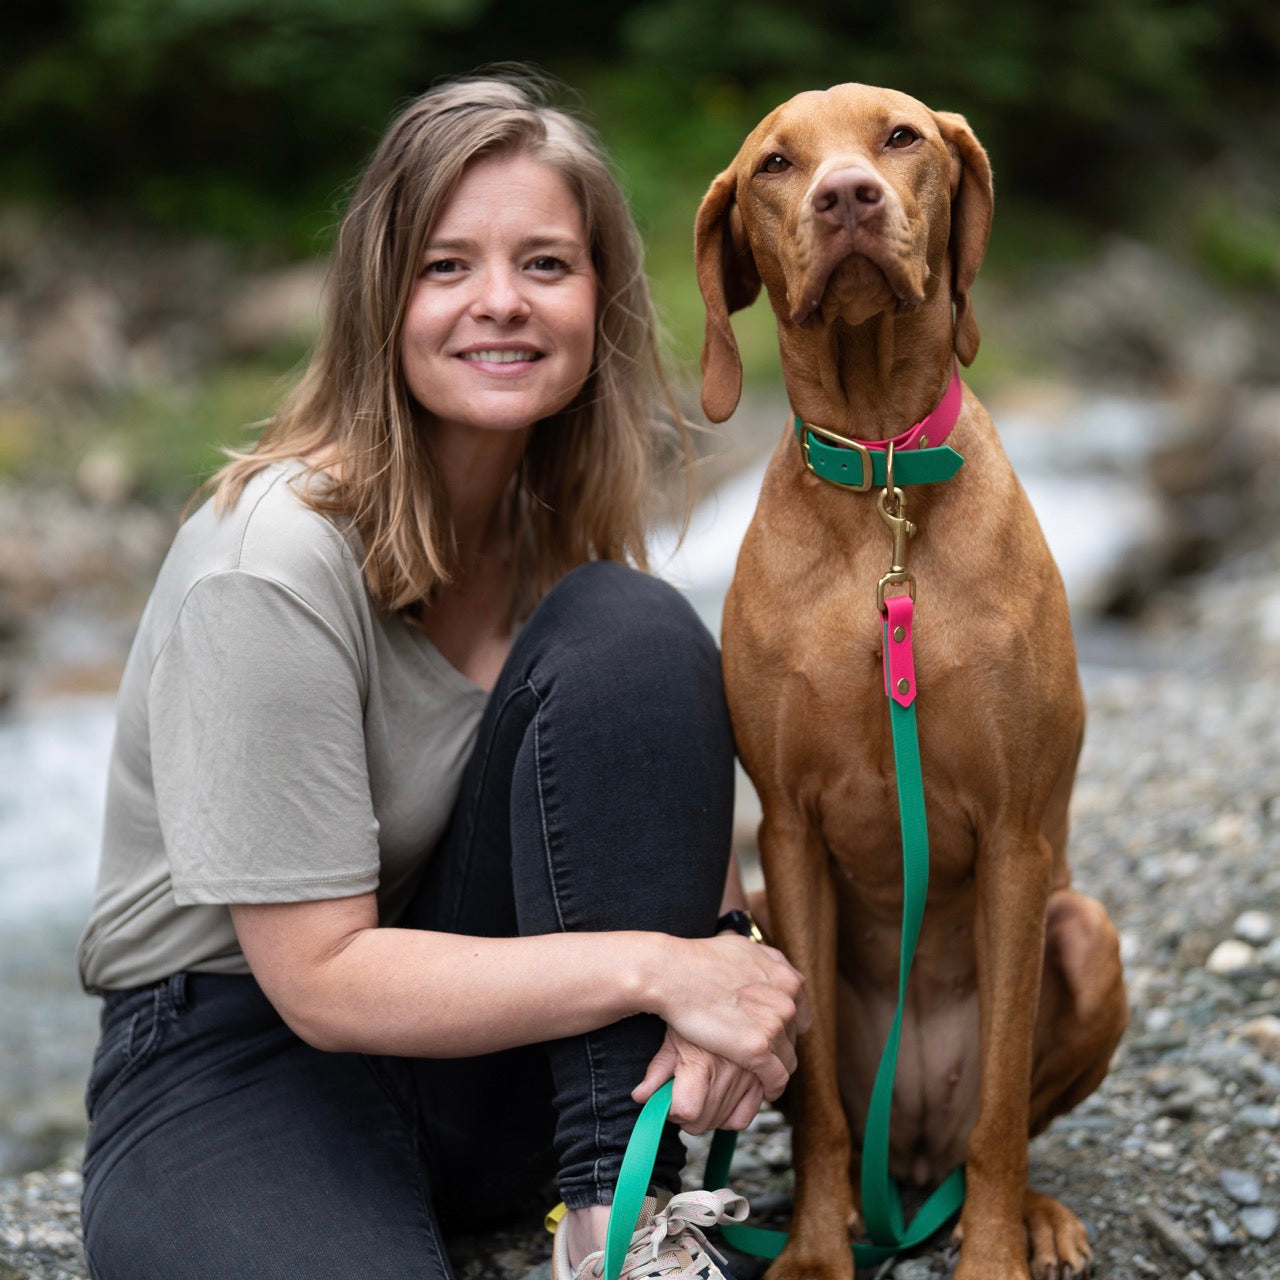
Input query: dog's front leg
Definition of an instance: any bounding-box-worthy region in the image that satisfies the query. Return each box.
[953,827,1053,1280]
[759,801,856,1280]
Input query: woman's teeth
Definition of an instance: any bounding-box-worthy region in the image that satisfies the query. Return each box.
[462,350,540,363]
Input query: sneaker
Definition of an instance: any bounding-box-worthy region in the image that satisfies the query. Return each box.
[551,1188,750,1280]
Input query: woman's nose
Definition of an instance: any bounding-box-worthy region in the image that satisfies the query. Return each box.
[471,267,532,323]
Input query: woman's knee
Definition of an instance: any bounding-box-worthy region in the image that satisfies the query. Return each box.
[538,561,714,652]
[519,562,726,715]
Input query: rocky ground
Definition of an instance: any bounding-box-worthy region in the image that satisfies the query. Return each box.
[4,542,1280,1280]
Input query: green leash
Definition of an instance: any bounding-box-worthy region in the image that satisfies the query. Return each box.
[706,597,966,1264]
[599,594,964,1274]
[593,441,968,1276]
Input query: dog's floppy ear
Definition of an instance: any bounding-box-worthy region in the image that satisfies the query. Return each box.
[934,111,993,368]
[695,167,761,423]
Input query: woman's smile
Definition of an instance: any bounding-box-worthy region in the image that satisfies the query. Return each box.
[454,343,546,371]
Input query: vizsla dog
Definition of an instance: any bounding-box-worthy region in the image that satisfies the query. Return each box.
[696,85,1127,1280]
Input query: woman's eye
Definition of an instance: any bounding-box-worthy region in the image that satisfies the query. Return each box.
[423,258,461,276]
[760,154,791,175]
[887,127,920,150]
[529,255,569,273]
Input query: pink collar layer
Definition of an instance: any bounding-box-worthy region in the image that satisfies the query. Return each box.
[875,361,962,451]
[793,362,962,452]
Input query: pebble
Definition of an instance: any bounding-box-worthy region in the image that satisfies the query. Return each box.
[1237,1105,1279,1129]
[1206,1209,1238,1247]
[1139,1205,1211,1271]
[1237,1015,1280,1062]
[1234,911,1275,945]
[1219,1169,1263,1205]
[1239,1206,1279,1242]
[1206,939,1258,975]
[890,1260,936,1280]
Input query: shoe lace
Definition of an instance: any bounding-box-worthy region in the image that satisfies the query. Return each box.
[614,1189,750,1280]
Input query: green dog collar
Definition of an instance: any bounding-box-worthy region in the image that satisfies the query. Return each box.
[794,416,964,490]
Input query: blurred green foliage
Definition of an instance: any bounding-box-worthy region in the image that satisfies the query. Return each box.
[2,1,1277,494]
[4,0,1277,261]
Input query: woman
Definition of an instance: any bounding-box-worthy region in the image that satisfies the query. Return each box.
[76,74,806,1280]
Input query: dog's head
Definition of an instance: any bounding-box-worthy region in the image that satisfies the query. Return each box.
[695,83,993,422]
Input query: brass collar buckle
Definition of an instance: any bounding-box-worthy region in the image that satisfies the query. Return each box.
[800,422,874,493]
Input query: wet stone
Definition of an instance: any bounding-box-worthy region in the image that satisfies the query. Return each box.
[1237,1105,1279,1128]
[1234,911,1275,946]
[1219,1169,1263,1205]
[890,1260,937,1280]
[1206,939,1257,975]
[1237,1014,1280,1062]
[1206,1210,1239,1248]
[1239,1206,1279,1242]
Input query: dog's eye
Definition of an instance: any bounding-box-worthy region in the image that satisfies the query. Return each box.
[887,127,920,150]
[760,154,792,175]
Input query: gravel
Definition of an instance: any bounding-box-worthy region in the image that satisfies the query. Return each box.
[3,546,1278,1280]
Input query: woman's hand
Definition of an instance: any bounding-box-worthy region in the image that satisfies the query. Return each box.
[641,933,810,1110]
[632,1028,764,1134]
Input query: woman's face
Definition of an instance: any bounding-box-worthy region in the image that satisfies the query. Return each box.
[400,150,598,443]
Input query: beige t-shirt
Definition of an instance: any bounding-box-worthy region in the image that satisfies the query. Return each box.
[77,463,489,993]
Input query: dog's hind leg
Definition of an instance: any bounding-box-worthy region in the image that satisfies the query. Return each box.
[952,890,1125,1278]
[1030,889,1128,1130]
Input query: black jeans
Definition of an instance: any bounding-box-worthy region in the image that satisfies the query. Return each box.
[80,562,736,1279]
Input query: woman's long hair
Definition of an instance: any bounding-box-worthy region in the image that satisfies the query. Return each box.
[208,72,691,613]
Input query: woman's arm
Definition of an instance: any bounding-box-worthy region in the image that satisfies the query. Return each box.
[231,893,804,1099]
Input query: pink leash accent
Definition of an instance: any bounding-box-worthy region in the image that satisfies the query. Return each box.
[883,594,916,708]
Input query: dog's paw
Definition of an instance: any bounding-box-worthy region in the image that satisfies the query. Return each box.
[1024,1189,1091,1280]
[951,1188,1091,1280]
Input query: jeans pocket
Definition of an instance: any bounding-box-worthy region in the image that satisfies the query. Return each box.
[85,987,168,1120]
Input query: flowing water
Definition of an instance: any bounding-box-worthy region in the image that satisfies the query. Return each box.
[0,695,115,1174]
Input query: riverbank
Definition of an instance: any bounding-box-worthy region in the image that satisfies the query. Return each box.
[4,535,1279,1277]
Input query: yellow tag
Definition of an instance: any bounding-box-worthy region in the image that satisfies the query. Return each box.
[545,1202,567,1235]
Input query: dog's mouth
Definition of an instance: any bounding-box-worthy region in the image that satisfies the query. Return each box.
[789,228,927,326]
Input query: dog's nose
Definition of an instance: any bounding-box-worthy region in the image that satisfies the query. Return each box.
[811,167,885,227]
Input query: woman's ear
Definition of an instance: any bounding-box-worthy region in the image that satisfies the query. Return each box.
[695,167,761,422]
[933,111,993,368]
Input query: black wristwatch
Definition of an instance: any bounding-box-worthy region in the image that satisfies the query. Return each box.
[716,908,768,944]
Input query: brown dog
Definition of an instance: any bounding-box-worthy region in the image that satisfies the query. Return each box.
[696,84,1127,1280]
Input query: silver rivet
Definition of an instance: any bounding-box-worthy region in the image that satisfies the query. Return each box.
[920,434,929,448]
[893,625,905,643]
[897,677,910,695]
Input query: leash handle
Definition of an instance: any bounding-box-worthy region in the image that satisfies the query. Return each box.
[611,1089,963,1270]
[602,1078,675,1280]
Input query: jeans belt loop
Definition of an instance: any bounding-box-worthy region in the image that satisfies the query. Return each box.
[167,971,190,1013]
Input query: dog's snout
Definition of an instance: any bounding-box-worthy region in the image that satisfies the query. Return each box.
[811,167,885,226]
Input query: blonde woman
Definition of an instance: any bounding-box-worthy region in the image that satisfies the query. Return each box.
[76,75,806,1280]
